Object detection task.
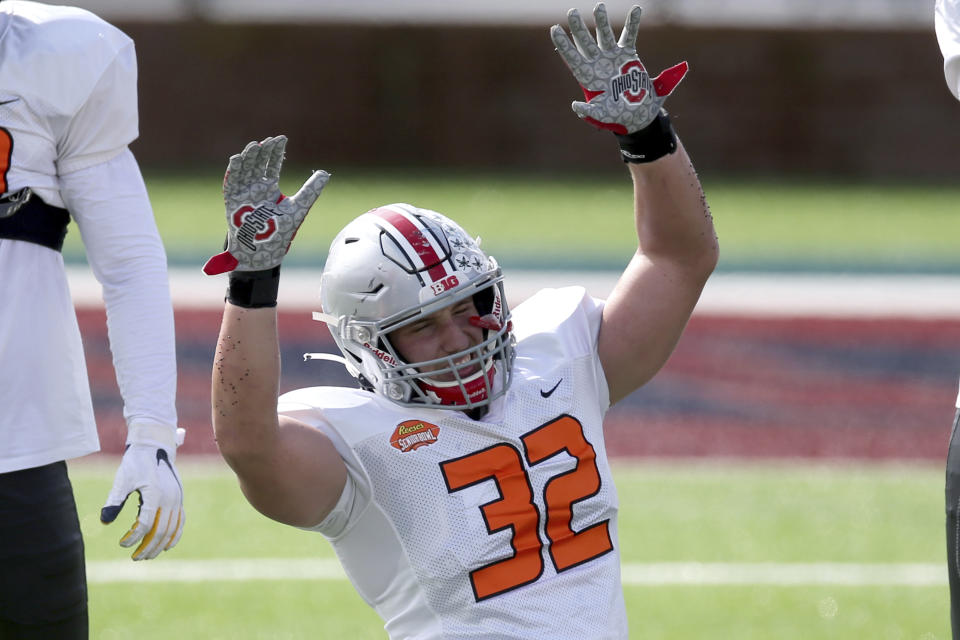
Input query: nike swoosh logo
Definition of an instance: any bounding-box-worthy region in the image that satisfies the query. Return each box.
[157,448,184,492]
[0,98,20,106]
[540,378,563,398]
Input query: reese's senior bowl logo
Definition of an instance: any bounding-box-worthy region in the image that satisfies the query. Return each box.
[390,420,440,452]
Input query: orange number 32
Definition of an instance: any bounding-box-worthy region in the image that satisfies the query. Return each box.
[440,415,613,601]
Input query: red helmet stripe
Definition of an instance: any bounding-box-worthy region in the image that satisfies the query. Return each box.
[374,208,450,282]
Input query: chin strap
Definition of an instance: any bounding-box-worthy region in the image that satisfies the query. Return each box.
[303,352,348,364]
[306,311,348,361]
[311,311,338,326]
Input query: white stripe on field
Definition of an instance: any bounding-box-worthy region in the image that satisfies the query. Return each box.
[618,562,946,586]
[86,559,947,586]
[67,267,960,318]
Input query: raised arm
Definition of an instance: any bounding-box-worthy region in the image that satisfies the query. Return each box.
[206,136,345,527]
[601,145,717,403]
[552,3,718,404]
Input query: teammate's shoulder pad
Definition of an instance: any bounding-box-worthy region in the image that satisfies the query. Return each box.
[5,2,132,54]
[511,286,599,338]
[278,386,378,415]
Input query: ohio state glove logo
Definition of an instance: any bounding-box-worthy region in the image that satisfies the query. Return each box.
[610,60,650,104]
[231,205,278,251]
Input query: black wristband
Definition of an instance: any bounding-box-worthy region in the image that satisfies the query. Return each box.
[226,266,281,308]
[613,109,677,164]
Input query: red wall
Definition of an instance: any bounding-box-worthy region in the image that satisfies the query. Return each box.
[119,22,960,180]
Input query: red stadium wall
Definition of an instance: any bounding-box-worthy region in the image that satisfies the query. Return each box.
[77,308,958,461]
[115,22,960,180]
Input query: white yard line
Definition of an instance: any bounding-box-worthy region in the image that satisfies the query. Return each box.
[67,267,960,318]
[86,559,947,586]
[87,558,346,583]
[618,562,947,587]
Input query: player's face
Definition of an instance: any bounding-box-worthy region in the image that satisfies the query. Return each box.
[390,298,484,381]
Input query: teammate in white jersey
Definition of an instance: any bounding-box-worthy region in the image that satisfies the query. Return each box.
[207,4,717,637]
[936,1,960,636]
[0,2,185,637]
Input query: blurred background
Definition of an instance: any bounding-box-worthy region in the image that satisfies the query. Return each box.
[66,0,960,179]
[63,0,960,461]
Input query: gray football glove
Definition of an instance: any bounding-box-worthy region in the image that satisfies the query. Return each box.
[203,135,329,275]
[551,3,688,135]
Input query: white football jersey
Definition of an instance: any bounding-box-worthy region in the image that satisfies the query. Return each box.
[0,2,177,472]
[0,1,138,207]
[937,0,960,100]
[279,287,628,640]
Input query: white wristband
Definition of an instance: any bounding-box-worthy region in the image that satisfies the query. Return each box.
[126,423,186,449]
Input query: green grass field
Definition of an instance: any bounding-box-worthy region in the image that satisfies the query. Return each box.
[71,458,949,639]
[63,170,960,272]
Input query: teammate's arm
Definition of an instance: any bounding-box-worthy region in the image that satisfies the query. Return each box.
[551,3,718,404]
[207,135,345,528]
[58,39,186,560]
[63,150,187,560]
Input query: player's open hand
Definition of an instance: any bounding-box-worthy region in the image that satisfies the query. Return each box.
[551,3,688,134]
[203,135,329,275]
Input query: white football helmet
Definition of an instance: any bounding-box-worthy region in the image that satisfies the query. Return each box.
[312,203,515,412]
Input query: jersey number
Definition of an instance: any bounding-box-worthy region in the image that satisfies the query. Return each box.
[439,415,612,601]
[0,128,12,194]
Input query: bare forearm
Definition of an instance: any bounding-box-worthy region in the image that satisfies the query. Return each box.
[598,143,719,402]
[210,303,347,527]
[629,142,719,272]
[212,303,282,462]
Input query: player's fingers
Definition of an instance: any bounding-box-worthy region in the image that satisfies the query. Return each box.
[571,102,627,133]
[164,507,185,551]
[119,515,151,549]
[222,151,245,195]
[238,140,265,183]
[118,487,152,545]
[288,170,330,213]
[572,100,608,123]
[153,479,184,553]
[652,61,688,98]
[594,2,617,51]
[567,8,601,59]
[617,5,643,50]
[262,135,288,184]
[252,138,276,181]
[100,486,131,524]
[151,507,179,559]
[223,142,256,196]
[202,250,239,275]
[100,504,123,524]
[131,507,172,560]
[550,25,585,72]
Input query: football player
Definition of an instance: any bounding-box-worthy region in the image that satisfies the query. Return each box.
[0,2,185,637]
[206,4,717,637]
[936,1,960,636]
